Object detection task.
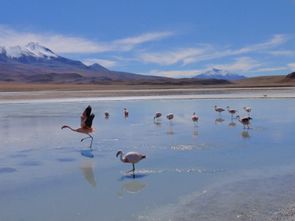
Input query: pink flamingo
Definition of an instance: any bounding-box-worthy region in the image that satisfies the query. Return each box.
[61,105,95,148]
[244,106,252,116]
[227,106,238,118]
[214,105,225,115]
[192,112,199,124]
[154,112,162,120]
[104,112,110,119]
[116,150,146,173]
[166,113,174,120]
[124,108,129,118]
[236,115,252,129]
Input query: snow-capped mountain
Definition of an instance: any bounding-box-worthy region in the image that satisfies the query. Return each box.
[0,42,109,73]
[0,42,166,83]
[0,42,58,59]
[194,68,246,80]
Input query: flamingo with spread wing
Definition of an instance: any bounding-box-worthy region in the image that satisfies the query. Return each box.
[61,105,95,148]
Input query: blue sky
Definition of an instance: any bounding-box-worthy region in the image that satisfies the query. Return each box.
[1,0,295,77]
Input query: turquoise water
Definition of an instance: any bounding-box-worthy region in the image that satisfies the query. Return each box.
[0,98,294,220]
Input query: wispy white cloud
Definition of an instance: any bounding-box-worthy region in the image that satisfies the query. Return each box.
[147,57,263,78]
[0,25,173,54]
[114,32,173,51]
[82,58,118,68]
[138,35,289,66]
[288,63,295,70]
[211,57,262,73]
[139,47,213,65]
[255,66,288,72]
[236,34,288,54]
[0,26,108,53]
[269,50,295,56]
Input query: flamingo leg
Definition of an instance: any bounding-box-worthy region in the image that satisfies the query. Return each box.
[132,164,136,178]
[127,163,135,174]
[194,121,198,127]
[81,134,93,149]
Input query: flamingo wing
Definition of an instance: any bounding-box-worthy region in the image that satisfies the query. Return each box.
[83,106,92,117]
[85,113,95,128]
[82,105,95,128]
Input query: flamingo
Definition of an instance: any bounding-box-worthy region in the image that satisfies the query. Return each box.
[104,112,110,119]
[227,106,238,118]
[61,105,95,148]
[236,115,252,129]
[192,112,199,124]
[154,112,162,120]
[124,108,129,118]
[244,106,251,116]
[214,105,225,115]
[166,113,174,120]
[116,150,146,173]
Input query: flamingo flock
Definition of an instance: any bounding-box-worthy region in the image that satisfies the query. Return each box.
[62,104,253,175]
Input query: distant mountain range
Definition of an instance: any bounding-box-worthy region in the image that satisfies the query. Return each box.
[193,68,246,80]
[0,42,231,85]
[0,42,166,83]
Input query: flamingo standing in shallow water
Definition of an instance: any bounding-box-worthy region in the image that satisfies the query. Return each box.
[116,150,146,173]
[124,108,129,118]
[236,115,252,129]
[227,106,238,118]
[61,105,95,148]
[166,113,174,121]
[214,105,225,115]
[244,106,252,116]
[192,112,199,125]
[154,112,162,121]
[104,112,110,119]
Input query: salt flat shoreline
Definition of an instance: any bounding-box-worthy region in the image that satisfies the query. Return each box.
[0,87,295,103]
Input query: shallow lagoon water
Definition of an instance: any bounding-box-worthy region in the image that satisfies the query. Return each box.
[0,97,295,220]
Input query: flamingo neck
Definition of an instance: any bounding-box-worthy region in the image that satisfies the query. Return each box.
[118,152,125,163]
[63,125,78,132]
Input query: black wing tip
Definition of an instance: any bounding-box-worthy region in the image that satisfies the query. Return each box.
[85,114,95,127]
[84,105,93,117]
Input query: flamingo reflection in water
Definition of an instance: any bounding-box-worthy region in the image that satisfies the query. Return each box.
[117,180,146,198]
[80,159,96,187]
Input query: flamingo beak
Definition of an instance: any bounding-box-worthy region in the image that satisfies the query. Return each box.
[116,151,121,158]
